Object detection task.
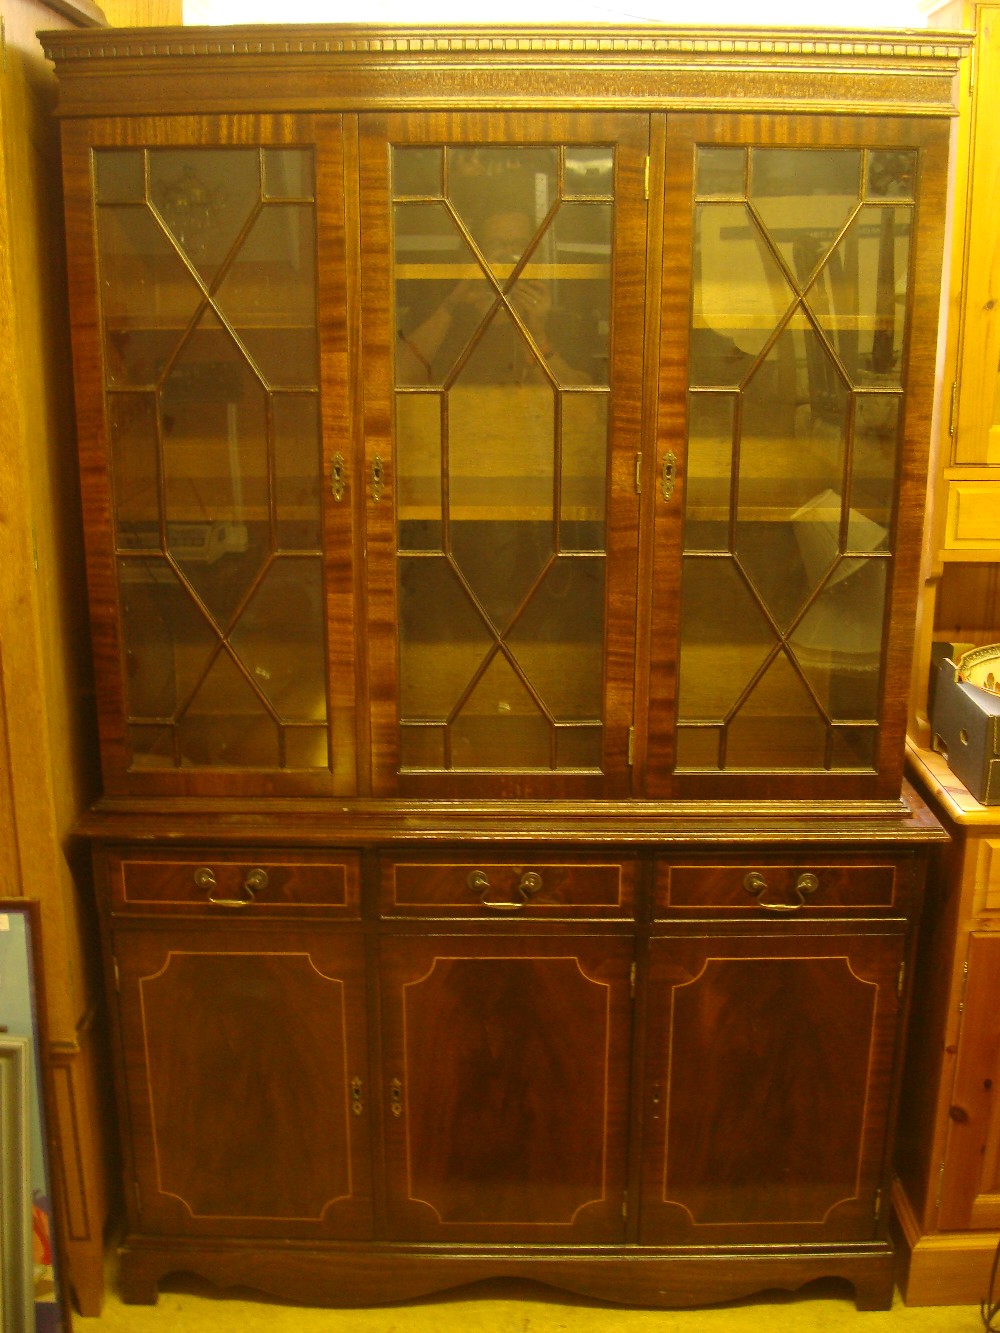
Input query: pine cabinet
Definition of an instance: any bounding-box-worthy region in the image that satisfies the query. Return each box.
[42,22,965,1313]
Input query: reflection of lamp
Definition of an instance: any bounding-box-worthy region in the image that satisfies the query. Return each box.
[790,488,888,671]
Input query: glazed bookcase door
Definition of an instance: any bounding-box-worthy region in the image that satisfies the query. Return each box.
[645,115,950,800]
[378,933,634,1242]
[112,925,373,1239]
[640,927,905,1244]
[61,116,355,796]
[359,114,648,797]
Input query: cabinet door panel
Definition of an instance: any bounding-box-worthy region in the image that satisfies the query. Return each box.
[62,115,355,797]
[939,931,1000,1229]
[114,926,372,1238]
[379,933,633,1241]
[646,113,950,800]
[641,930,903,1243]
[360,113,648,799]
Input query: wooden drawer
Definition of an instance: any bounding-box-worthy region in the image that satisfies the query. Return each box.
[380,855,635,918]
[655,857,907,917]
[107,850,361,917]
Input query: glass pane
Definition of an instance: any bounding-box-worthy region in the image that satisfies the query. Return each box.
[392,142,613,775]
[867,150,916,200]
[561,393,608,543]
[680,145,898,775]
[178,651,279,768]
[98,145,328,776]
[692,203,791,383]
[110,392,160,545]
[507,557,605,720]
[229,558,327,721]
[396,393,442,547]
[684,393,734,552]
[149,149,260,282]
[262,149,314,201]
[564,148,613,198]
[789,558,887,721]
[451,655,550,770]
[725,653,828,769]
[518,200,612,386]
[696,147,745,197]
[214,203,318,387]
[273,394,322,550]
[97,205,204,387]
[95,149,145,204]
[677,557,776,722]
[118,558,217,720]
[398,556,493,720]
[393,147,443,198]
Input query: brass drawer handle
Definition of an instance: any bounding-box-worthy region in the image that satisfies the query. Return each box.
[468,869,543,911]
[194,865,268,908]
[743,870,819,913]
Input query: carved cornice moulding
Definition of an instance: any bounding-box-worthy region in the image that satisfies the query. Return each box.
[40,23,970,62]
[39,24,971,118]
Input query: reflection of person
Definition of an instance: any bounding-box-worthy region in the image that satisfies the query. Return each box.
[397,208,583,385]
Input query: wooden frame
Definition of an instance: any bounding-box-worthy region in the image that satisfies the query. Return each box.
[0,902,74,1332]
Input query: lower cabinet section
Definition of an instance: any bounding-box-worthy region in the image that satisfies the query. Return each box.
[96,839,926,1311]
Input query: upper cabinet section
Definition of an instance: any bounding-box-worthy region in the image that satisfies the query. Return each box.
[43,26,967,802]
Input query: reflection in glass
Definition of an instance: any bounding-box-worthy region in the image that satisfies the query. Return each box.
[392,142,614,773]
[678,146,908,772]
[95,146,328,772]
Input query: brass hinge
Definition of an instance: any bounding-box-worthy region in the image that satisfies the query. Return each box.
[644,156,650,202]
[635,451,643,495]
[935,1160,947,1212]
[897,960,906,1001]
[874,1187,883,1222]
[949,380,959,438]
[113,957,120,993]
[630,961,637,999]
[958,959,970,1014]
[623,1190,629,1219]
[628,726,635,767]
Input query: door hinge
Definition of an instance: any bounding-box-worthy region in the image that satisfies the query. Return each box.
[113,957,120,993]
[958,959,970,1014]
[949,380,959,438]
[630,961,637,999]
[897,960,906,1001]
[628,726,635,767]
[623,1190,629,1219]
[874,1187,883,1222]
[644,155,650,201]
[635,451,643,495]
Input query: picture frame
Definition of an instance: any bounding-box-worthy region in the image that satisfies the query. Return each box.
[0,900,74,1332]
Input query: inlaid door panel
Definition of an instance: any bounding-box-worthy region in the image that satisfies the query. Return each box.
[379,933,633,1241]
[640,929,904,1243]
[113,925,372,1238]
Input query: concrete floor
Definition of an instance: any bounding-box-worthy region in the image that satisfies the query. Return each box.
[71,1272,987,1331]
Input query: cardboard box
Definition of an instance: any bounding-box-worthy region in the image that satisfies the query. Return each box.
[931,647,1000,804]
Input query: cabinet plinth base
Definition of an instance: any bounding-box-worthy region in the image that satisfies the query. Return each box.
[116,1239,896,1312]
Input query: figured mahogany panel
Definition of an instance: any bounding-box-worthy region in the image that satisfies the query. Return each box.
[641,929,904,1243]
[113,926,372,1238]
[379,933,632,1241]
